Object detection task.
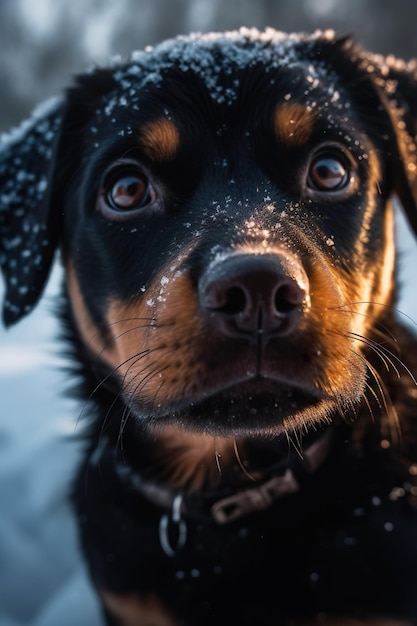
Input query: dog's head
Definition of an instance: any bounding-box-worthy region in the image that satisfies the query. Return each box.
[1,28,417,437]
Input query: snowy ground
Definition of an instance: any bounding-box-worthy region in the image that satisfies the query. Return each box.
[0,207,416,626]
[0,265,103,626]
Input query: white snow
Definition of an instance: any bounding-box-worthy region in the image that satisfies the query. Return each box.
[0,207,416,625]
[0,96,62,153]
[101,28,339,118]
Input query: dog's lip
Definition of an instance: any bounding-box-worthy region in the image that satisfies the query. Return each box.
[194,373,325,401]
[166,375,327,436]
[148,373,327,423]
[126,367,333,436]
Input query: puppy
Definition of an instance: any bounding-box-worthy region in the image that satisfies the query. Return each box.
[1,28,417,626]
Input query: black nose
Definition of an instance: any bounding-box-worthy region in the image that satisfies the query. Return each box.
[199,253,309,341]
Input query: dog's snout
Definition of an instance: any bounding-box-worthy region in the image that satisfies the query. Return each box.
[199,253,309,340]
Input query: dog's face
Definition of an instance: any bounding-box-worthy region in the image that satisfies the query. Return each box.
[2,29,417,438]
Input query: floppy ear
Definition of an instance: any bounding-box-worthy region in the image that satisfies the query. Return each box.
[365,52,417,237]
[0,97,64,326]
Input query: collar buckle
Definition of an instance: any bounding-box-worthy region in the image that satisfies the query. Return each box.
[211,469,299,524]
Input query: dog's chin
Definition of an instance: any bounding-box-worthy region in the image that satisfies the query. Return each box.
[129,379,340,437]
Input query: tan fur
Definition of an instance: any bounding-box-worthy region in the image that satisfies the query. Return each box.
[274,102,316,147]
[139,117,180,162]
[66,261,115,365]
[101,591,176,626]
[154,426,237,489]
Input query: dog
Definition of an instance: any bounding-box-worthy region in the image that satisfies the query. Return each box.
[1,27,417,625]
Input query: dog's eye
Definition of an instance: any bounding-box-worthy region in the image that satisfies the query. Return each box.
[307,155,349,192]
[106,173,155,211]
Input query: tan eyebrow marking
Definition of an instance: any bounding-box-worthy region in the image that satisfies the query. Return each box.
[139,117,180,162]
[274,102,316,147]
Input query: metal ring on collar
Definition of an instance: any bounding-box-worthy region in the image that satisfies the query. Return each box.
[159,494,187,557]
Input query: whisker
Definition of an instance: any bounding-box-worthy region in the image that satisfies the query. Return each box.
[117,404,132,454]
[74,317,173,428]
[78,334,175,424]
[351,347,402,444]
[329,303,399,345]
[95,318,169,361]
[343,329,416,386]
[108,316,176,337]
[80,316,156,356]
[348,332,399,376]
[74,348,154,429]
[328,320,416,390]
[80,343,166,443]
[284,430,305,460]
[331,300,417,328]
[233,439,256,481]
[368,365,401,444]
[126,362,171,407]
[98,353,150,439]
[98,385,128,442]
[108,315,156,325]
[214,438,222,476]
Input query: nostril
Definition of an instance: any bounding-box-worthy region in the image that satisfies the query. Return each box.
[202,283,248,314]
[274,283,305,314]
[222,286,247,315]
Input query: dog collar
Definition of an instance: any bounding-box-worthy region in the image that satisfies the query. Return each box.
[109,428,334,555]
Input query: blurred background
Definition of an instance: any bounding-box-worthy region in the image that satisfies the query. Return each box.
[1,2,417,625]
[2,0,417,132]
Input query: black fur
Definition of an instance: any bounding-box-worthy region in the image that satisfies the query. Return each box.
[2,29,417,625]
